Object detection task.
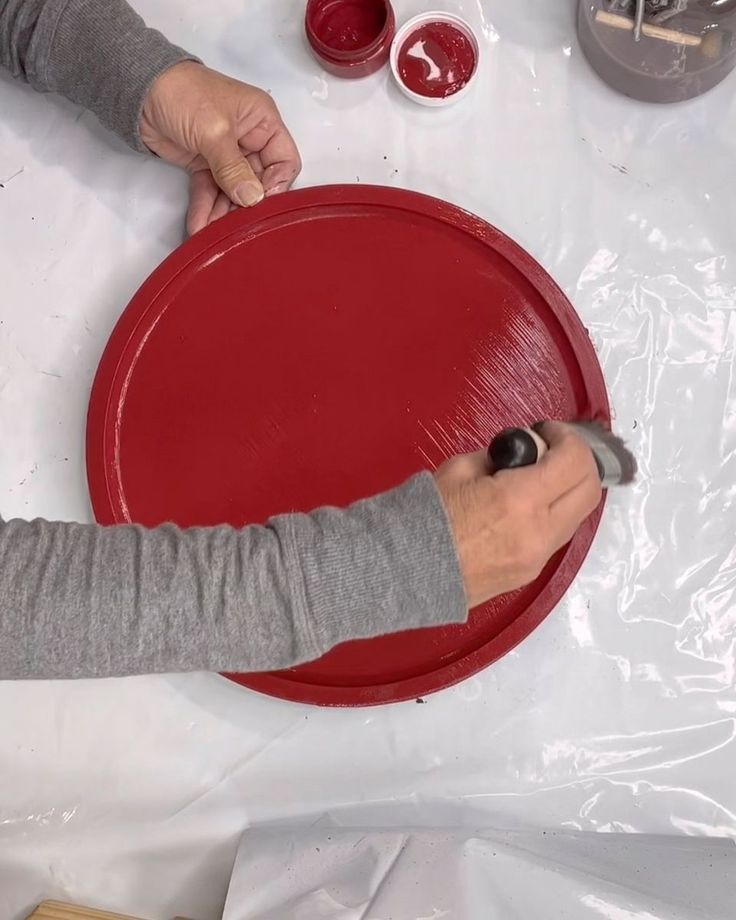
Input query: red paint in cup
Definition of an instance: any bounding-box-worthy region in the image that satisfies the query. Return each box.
[397,20,477,99]
[305,0,396,79]
[390,13,480,107]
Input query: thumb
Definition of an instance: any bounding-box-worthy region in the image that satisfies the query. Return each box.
[203,133,264,208]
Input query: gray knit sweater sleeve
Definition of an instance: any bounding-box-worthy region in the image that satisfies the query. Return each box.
[0,474,467,679]
[0,0,197,150]
[0,1,468,679]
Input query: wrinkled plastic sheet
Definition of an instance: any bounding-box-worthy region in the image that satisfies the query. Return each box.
[1,0,735,918]
[224,820,736,919]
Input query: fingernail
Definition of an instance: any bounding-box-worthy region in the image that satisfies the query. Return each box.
[233,181,264,207]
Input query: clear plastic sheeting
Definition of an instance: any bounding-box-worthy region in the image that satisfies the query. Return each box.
[224,823,736,919]
[1,0,735,918]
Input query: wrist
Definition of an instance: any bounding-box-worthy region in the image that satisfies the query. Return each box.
[140,60,204,148]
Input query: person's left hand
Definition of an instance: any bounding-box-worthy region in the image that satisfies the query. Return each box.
[140,61,302,235]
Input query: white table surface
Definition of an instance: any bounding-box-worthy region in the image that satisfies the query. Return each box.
[1,1,735,918]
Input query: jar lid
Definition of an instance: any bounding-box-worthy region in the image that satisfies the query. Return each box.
[390,12,481,106]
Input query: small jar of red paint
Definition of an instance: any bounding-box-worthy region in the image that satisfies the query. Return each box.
[305,0,396,79]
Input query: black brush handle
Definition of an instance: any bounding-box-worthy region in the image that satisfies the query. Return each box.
[488,426,548,471]
[489,423,614,483]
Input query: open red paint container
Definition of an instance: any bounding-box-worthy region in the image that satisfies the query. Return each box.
[305,0,396,78]
[390,12,480,105]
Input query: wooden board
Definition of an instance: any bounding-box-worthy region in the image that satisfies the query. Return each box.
[27,903,146,920]
[26,902,193,920]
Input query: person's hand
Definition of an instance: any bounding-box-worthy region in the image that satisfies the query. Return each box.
[140,62,301,236]
[434,422,602,608]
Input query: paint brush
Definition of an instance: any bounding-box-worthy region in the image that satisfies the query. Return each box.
[488,421,637,487]
[595,9,725,58]
[634,0,646,40]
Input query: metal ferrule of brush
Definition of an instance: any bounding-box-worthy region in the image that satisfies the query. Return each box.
[568,422,632,488]
[488,422,637,487]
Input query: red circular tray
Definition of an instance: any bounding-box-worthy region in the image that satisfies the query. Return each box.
[87,185,608,706]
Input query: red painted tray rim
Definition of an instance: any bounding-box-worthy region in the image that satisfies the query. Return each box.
[86,184,609,707]
[220,517,601,707]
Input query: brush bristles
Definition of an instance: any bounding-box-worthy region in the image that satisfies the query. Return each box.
[570,422,638,487]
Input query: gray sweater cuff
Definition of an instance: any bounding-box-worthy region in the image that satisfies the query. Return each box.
[2,0,197,151]
[280,472,468,659]
[0,472,468,679]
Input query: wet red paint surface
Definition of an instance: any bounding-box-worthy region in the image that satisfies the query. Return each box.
[397,21,476,98]
[87,186,609,706]
[308,0,388,52]
[305,0,395,78]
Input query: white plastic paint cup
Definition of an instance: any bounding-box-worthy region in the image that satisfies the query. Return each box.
[390,11,480,107]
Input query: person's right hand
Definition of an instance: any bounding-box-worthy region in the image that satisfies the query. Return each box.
[434,422,602,608]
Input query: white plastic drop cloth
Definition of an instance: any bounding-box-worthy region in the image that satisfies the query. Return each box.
[1,1,735,918]
[223,821,735,919]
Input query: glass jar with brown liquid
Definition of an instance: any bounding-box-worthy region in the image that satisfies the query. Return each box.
[578,0,736,101]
